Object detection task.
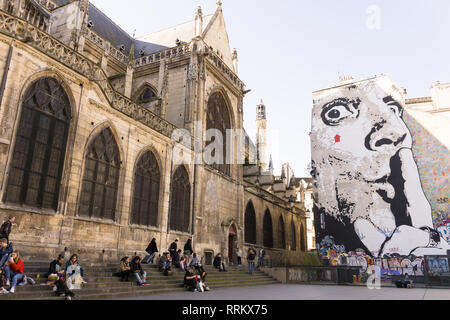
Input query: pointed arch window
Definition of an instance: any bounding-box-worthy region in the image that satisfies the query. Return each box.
[278,216,286,249]
[263,209,273,248]
[206,92,231,176]
[291,220,297,251]
[244,201,256,244]
[169,166,191,232]
[79,128,120,220]
[136,86,157,104]
[4,77,71,210]
[131,151,160,227]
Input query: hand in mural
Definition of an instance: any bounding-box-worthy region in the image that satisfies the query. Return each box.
[355,219,450,257]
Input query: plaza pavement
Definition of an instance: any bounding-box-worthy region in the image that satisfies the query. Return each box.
[118,284,450,300]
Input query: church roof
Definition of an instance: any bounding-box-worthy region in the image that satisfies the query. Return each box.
[137,14,214,48]
[52,0,73,6]
[88,3,168,58]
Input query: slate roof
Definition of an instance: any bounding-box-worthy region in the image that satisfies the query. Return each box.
[138,14,214,48]
[87,3,168,58]
[52,0,73,6]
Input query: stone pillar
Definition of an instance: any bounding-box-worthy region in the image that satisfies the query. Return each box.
[194,6,203,38]
[124,66,133,99]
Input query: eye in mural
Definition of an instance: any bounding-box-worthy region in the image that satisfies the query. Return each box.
[311,76,450,258]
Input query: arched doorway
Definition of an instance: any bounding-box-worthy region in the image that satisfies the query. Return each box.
[228,224,237,263]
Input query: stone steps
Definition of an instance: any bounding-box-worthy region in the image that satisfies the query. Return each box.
[1,262,279,300]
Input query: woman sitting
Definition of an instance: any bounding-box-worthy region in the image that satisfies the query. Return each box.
[3,250,23,294]
[114,257,131,282]
[159,252,172,276]
[65,254,86,290]
[46,254,65,288]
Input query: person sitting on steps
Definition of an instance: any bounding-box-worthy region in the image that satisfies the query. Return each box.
[213,253,227,272]
[172,249,185,272]
[65,254,87,290]
[159,252,172,276]
[131,256,148,286]
[114,257,132,282]
[46,253,65,288]
[189,253,207,282]
[0,238,13,273]
[4,250,23,294]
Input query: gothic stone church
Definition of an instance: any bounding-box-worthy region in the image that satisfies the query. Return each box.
[0,0,307,265]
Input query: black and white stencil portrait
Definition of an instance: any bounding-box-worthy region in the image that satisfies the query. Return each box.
[311,76,450,258]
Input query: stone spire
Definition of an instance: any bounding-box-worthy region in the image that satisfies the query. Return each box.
[269,155,274,175]
[195,6,203,38]
[256,99,267,171]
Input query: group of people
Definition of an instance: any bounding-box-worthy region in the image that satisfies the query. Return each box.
[45,253,87,300]
[0,217,35,295]
[0,216,268,298]
[114,256,148,286]
[120,238,210,293]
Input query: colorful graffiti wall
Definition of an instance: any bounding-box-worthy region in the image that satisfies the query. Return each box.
[402,110,449,244]
[311,76,450,261]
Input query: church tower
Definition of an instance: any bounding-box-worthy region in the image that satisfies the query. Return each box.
[256,99,268,171]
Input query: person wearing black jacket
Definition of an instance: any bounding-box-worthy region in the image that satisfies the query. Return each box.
[46,254,65,285]
[0,217,14,242]
[169,239,178,258]
[184,266,200,292]
[184,239,193,256]
[213,253,227,272]
[172,249,184,272]
[131,256,147,286]
[145,238,158,264]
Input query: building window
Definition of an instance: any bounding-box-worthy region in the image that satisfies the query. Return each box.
[300,224,307,252]
[4,77,71,210]
[263,209,273,248]
[136,86,157,104]
[291,220,297,251]
[78,128,120,221]
[131,151,160,227]
[169,166,190,232]
[206,92,231,176]
[244,201,256,244]
[278,216,286,249]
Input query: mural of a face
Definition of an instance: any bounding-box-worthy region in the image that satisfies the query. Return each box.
[311,76,450,257]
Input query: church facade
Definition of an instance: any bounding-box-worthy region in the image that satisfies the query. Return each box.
[0,0,308,265]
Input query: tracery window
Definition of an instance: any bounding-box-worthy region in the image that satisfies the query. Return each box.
[169,166,190,232]
[4,77,71,210]
[206,92,231,176]
[263,209,273,248]
[131,151,160,227]
[278,216,286,249]
[136,86,157,104]
[244,201,256,244]
[78,128,120,220]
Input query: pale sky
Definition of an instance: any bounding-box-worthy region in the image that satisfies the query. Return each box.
[90,0,450,177]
